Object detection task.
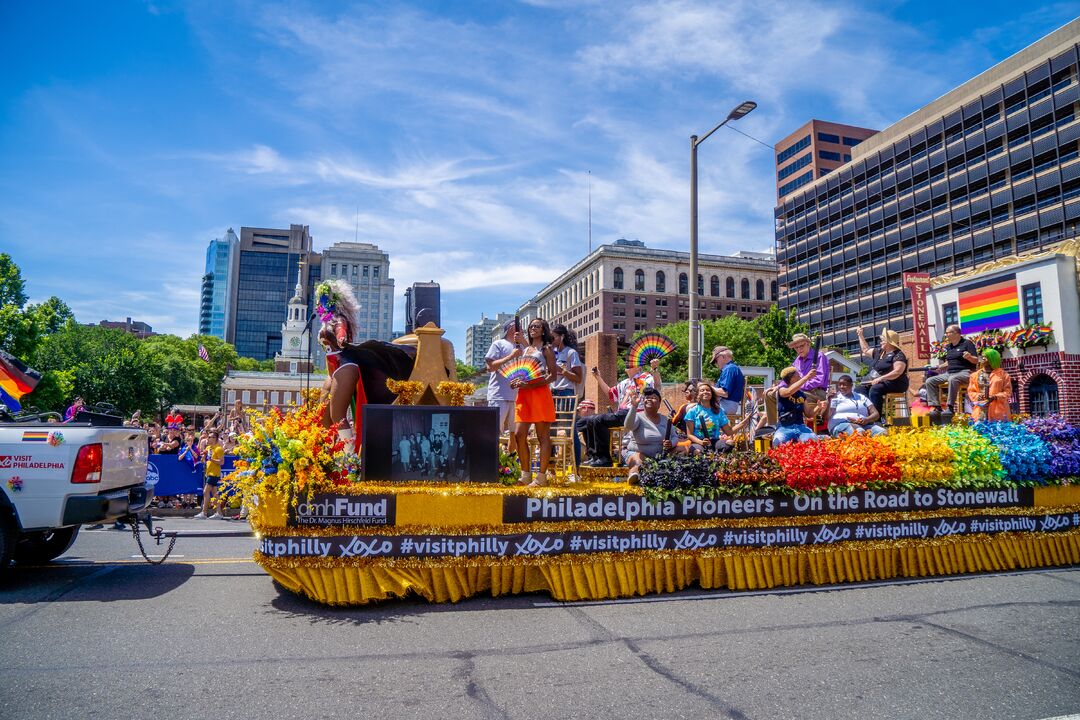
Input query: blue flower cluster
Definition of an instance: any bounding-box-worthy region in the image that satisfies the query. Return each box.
[261,444,283,475]
[1021,415,1080,478]
[973,421,1051,484]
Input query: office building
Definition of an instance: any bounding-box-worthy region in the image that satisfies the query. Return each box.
[199,228,239,340]
[405,282,441,333]
[230,225,320,361]
[465,312,514,369]
[320,242,395,341]
[775,120,878,201]
[517,239,777,345]
[775,19,1080,355]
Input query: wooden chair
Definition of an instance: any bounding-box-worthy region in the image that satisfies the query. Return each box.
[549,393,579,482]
[883,392,910,425]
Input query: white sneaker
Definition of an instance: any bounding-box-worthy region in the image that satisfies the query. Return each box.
[209,513,224,520]
[192,512,207,519]
[239,508,249,519]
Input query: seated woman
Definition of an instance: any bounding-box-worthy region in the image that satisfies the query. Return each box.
[855,327,909,417]
[770,366,820,445]
[670,379,698,452]
[967,348,1013,421]
[622,386,679,484]
[826,375,886,436]
[684,383,737,454]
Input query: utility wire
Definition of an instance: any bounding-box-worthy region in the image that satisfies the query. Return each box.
[726,124,773,150]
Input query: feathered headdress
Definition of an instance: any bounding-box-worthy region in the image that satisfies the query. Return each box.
[315,279,360,344]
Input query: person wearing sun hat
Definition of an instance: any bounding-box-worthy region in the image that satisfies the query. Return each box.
[769,365,820,445]
[855,326,910,417]
[787,332,830,423]
[967,348,1012,422]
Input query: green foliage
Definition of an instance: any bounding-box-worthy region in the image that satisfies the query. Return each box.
[754,305,809,374]
[0,254,72,361]
[455,359,480,380]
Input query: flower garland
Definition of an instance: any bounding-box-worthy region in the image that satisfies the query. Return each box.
[972,421,1051,485]
[932,425,1007,487]
[1010,323,1054,348]
[973,328,1010,353]
[386,379,424,405]
[768,440,847,493]
[825,433,902,486]
[436,381,476,407]
[878,429,955,484]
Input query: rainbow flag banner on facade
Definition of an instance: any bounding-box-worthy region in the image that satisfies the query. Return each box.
[959,273,1020,334]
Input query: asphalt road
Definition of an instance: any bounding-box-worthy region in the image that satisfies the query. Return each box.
[1,518,1078,720]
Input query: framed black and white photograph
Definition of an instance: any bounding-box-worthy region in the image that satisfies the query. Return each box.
[361,405,500,483]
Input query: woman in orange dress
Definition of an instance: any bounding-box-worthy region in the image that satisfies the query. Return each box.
[967,348,1013,422]
[511,318,557,486]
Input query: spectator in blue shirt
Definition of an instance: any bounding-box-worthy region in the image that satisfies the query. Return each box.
[710,346,745,416]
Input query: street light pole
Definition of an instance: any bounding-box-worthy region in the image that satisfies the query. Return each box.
[688,100,757,381]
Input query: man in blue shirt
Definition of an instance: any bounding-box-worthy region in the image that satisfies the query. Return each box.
[710,346,744,416]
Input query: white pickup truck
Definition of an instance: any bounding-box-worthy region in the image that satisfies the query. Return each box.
[0,420,151,576]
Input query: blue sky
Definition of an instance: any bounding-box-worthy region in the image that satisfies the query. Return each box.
[2,1,1077,355]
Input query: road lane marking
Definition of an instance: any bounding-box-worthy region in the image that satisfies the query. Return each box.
[23,557,256,568]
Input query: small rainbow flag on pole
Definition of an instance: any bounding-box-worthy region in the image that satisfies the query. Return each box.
[958,273,1020,334]
[0,350,42,413]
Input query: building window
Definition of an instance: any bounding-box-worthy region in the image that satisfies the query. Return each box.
[942,302,959,328]
[330,263,337,275]
[614,267,624,290]
[710,275,720,296]
[776,135,811,164]
[1029,375,1059,416]
[817,132,840,144]
[756,279,765,300]
[842,136,863,147]
[771,280,778,301]
[741,278,750,299]
[227,390,236,404]
[778,170,814,197]
[777,153,812,180]
[1022,283,1044,325]
[697,275,704,295]
[656,271,665,293]
[373,267,379,278]
[363,265,369,277]
[634,269,645,291]
[726,277,735,298]
[352,264,358,276]
[679,273,688,294]
[819,150,842,161]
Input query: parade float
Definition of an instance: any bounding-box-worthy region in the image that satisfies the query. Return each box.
[221,319,1080,607]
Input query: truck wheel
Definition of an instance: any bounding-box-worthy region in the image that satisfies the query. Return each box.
[0,516,14,579]
[14,526,80,565]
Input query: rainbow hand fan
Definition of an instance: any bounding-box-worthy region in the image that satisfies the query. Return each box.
[498,355,545,383]
[626,332,676,368]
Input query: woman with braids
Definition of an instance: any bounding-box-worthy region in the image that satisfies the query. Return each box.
[510,318,557,486]
[315,279,415,452]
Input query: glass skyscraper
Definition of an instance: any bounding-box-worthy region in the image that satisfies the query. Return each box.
[198,228,238,340]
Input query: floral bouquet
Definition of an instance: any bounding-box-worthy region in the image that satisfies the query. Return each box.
[223,397,352,508]
[928,340,949,361]
[768,440,847,493]
[972,421,1051,485]
[641,453,718,502]
[825,433,902,486]
[879,429,955,484]
[1021,415,1080,480]
[498,448,521,486]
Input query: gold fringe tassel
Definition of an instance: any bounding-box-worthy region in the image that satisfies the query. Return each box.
[260,530,1080,606]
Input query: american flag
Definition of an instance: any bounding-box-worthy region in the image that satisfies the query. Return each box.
[197,344,210,363]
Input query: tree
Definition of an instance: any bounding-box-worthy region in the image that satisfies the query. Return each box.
[0,254,71,361]
[754,306,809,374]
[630,315,770,384]
[455,359,480,380]
[24,323,158,414]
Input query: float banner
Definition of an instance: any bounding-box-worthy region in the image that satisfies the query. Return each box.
[502,488,1033,524]
[287,493,396,527]
[259,512,1080,559]
[903,272,932,359]
[148,455,237,496]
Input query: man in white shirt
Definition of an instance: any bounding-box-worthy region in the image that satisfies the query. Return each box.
[826,375,885,437]
[485,318,522,457]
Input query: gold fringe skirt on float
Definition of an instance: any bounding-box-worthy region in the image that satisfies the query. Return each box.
[254,529,1080,606]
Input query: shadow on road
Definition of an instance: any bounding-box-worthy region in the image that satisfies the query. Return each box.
[267,580,546,626]
[0,562,196,605]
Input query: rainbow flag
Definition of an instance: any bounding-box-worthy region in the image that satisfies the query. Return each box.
[0,350,41,413]
[958,273,1020,334]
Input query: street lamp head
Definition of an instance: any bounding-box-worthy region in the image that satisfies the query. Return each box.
[727,101,757,121]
